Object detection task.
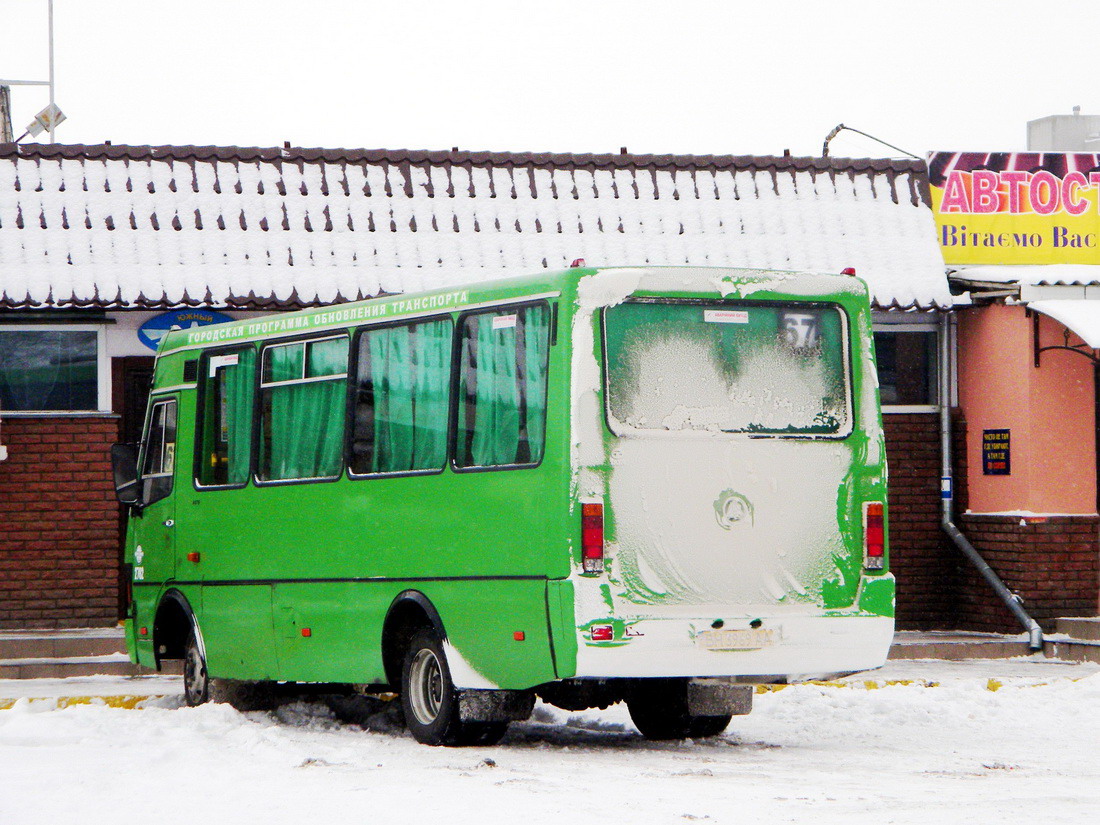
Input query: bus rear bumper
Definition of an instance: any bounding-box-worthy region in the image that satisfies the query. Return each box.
[573,614,894,680]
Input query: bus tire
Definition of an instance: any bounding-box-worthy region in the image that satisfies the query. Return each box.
[400,628,507,747]
[183,629,210,707]
[627,680,732,741]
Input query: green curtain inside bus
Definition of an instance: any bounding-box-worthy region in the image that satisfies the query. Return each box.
[260,338,348,480]
[354,319,452,474]
[224,349,255,484]
[197,348,255,486]
[457,305,550,468]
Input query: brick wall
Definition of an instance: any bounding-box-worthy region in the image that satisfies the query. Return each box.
[885,411,1099,632]
[0,408,1093,632]
[955,515,1100,632]
[0,416,120,629]
[884,411,969,629]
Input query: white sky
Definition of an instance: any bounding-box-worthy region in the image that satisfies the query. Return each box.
[2,0,1098,159]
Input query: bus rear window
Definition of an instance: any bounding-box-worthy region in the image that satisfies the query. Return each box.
[604,301,850,436]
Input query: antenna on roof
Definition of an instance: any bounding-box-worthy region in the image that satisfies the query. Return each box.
[822,123,919,160]
[1,0,65,143]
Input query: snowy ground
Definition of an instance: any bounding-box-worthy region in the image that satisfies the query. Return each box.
[2,657,1098,825]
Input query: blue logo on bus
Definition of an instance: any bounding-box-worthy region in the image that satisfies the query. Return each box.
[137,310,234,352]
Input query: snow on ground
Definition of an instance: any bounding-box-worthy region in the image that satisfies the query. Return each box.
[1,658,1098,825]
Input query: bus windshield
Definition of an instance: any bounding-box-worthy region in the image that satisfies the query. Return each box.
[604,300,851,436]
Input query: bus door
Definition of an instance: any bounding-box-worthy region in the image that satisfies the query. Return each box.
[189,346,280,680]
[132,396,179,587]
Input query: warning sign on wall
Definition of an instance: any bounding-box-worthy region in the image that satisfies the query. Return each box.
[982,429,1011,475]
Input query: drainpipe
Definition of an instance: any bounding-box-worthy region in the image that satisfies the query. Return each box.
[938,313,1044,651]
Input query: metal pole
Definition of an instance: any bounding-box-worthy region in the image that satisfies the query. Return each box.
[0,86,13,143]
[48,0,55,143]
[938,313,1043,651]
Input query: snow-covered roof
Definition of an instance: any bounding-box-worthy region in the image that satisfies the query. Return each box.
[0,143,950,310]
[950,264,1100,287]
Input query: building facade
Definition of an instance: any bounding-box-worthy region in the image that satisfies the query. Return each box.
[2,141,1043,632]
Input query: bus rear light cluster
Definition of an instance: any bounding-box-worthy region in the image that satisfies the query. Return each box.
[581,501,605,574]
[864,502,885,570]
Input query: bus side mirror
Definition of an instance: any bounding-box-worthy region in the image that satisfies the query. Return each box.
[111,443,143,507]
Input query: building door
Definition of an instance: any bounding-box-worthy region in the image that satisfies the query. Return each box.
[113,356,155,618]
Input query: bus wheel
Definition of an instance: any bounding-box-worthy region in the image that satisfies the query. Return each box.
[627,680,732,741]
[400,629,507,747]
[183,630,210,707]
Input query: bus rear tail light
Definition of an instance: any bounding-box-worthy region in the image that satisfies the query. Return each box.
[864,502,885,570]
[581,501,604,574]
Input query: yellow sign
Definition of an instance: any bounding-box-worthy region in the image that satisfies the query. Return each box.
[928,151,1100,264]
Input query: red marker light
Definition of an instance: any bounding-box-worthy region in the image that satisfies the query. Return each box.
[139,627,148,636]
[513,631,526,642]
[581,501,604,574]
[186,552,201,563]
[591,625,614,642]
[864,502,885,570]
[301,627,312,638]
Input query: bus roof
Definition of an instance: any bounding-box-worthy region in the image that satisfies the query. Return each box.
[157,266,867,355]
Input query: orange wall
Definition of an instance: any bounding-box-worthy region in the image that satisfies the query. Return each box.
[957,305,1097,514]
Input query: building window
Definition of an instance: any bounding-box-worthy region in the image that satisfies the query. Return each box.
[0,327,103,412]
[873,324,939,407]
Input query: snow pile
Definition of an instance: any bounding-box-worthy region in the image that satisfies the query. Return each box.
[2,662,1097,824]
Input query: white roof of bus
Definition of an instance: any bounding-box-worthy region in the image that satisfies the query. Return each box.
[0,144,951,311]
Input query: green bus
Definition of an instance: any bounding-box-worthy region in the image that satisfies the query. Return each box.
[112,265,893,745]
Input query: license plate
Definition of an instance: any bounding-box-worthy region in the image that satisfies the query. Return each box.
[695,628,778,651]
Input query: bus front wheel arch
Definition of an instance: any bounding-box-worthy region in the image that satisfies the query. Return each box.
[152,591,194,668]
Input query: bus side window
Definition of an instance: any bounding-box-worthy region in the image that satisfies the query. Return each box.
[350,318,453,475]
[196,348,256,487]
[141,398,177,505]
[455,303,550,469]
[258,336,349,482]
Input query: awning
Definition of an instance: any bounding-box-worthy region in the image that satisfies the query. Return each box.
[1028,300,1100,348]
